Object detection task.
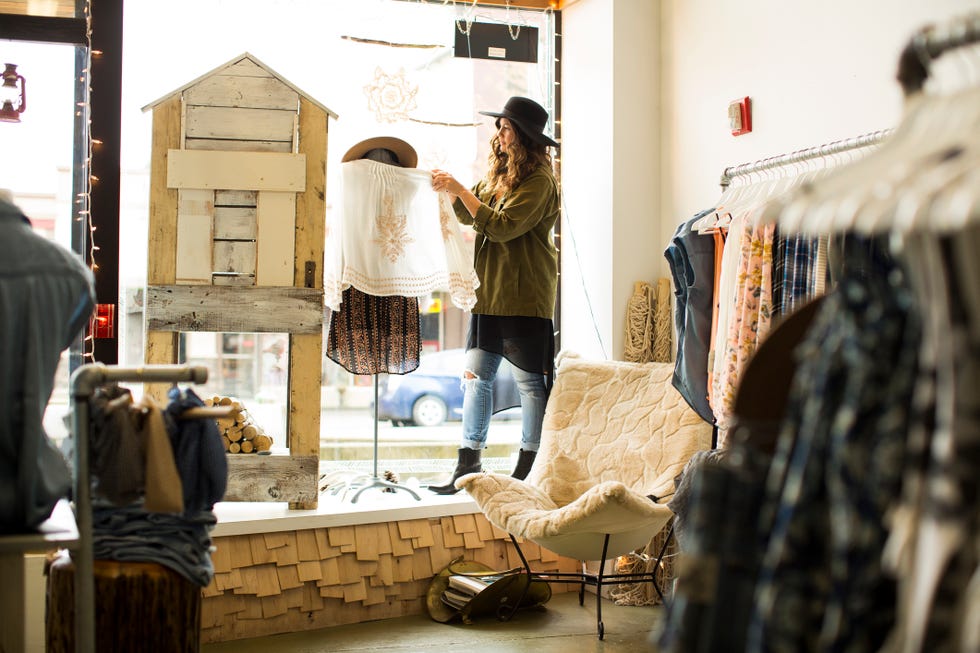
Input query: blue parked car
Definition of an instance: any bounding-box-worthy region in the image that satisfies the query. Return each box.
[375,349,520,427]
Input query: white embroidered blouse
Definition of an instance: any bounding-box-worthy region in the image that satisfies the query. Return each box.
[324,159,480,311]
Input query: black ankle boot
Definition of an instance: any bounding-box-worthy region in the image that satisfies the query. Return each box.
[429,448,482,495]
[511,449,537,480]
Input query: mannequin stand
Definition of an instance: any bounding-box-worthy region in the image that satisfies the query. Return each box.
[350,376,420,503]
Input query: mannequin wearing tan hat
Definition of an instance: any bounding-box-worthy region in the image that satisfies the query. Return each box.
[341,135,419,169]
[327,137,424,376]
[429,97,560,494]
[325,135,480,375]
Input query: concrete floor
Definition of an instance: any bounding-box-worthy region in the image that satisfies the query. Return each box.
[200,591,664,652]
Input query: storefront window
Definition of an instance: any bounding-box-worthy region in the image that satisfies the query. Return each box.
[0,41,82,443]
[120,0,557,483]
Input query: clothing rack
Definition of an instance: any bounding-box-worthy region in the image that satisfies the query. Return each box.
[897,11,980,96]
[68,363,209,653]
[719,128,893,189]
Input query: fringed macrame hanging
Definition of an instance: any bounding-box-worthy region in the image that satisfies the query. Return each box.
[652,277,673,363]
[624,281,655,363]
[609,525,678,606]
[624,278,673,364]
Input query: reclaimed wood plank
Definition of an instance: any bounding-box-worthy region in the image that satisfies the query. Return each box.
[211,273,255,286]
[221,454,319,502]
[146,285,322,334]
[184,105,296,142]
[213,240,256,276]
[145,96,182,398]
[225,58,273,78]
[184,75,298,111]
[167,149,306,192]
[175,189,214,284]
[185,137,292,153]
[213,206,256,239]
[256,191,295,286]
[286,96,327,511]
[215,190,257,206]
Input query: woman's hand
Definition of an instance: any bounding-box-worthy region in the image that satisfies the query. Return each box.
[432,169,481,219]
[431,169,463,199]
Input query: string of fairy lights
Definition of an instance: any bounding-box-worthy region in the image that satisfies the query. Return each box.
[76,0,97,362]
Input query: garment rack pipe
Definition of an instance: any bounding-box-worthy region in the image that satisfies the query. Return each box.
[68,363,209,653]
[719,128,893,189]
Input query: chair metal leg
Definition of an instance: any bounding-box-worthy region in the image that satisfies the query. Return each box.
[501,534,535,622]
[650,521,675,606]
[501,528,673,640]
[595,533,610,640]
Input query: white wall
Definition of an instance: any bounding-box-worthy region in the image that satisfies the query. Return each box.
[659,0,980,266]
[561,0,660,360]
[559,0,979,360]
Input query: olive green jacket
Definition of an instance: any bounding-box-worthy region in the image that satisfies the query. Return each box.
[453,164,559,319]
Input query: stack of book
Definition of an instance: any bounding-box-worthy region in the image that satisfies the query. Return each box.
[441,573,509,610]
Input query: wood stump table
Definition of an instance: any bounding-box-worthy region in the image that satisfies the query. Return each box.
[46,553,201,652]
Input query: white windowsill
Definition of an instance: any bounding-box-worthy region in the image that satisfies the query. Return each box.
[212,489,481,537]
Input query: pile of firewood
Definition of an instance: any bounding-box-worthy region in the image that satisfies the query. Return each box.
[206,396,273,454]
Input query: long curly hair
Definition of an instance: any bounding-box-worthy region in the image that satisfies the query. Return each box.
[485,118,553,198]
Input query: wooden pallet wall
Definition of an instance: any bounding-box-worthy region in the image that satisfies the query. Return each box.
[200,513,581,643]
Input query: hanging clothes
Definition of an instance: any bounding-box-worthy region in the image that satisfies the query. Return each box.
[711,217,776,438]
[881,230,980,653]
[88,384,184,514]
[0,198,95,533]
[163,386,228,513]
[324,158,480,312]
[87,384,227,588]
[664,209,716,423]
[748,239,919,653]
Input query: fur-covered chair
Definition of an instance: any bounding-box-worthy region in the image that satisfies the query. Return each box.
[456,352,713,638]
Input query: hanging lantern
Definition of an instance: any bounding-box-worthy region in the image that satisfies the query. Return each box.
[0,64,27,123]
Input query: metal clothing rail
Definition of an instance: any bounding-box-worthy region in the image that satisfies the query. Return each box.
[898,11,980,96]
[68,363,209,653]
[719,128,893,189]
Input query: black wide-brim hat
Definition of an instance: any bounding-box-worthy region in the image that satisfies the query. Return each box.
[479,96,558,148]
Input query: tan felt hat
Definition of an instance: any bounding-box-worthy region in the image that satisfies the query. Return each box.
[342,136,418,168]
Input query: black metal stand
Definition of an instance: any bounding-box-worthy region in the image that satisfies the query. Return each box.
[500,522,675,640]
[349,376,421,503]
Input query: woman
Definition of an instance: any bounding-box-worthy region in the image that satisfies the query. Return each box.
[429,96,560,494]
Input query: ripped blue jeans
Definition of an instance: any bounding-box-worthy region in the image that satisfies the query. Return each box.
[460,347,547,452]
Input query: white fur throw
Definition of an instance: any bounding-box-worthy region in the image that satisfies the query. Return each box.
[456,352,713,560]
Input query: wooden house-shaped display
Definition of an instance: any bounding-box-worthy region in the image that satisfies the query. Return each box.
[141,53,337,509]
